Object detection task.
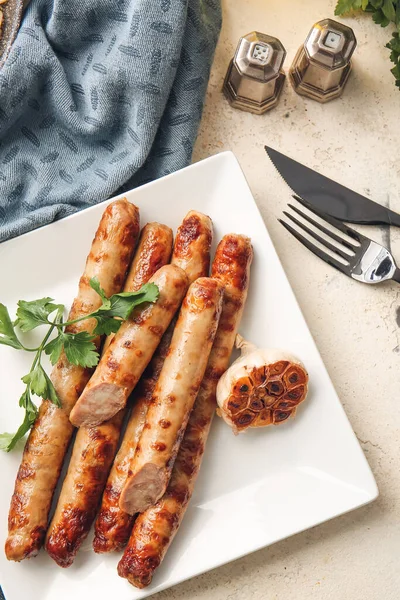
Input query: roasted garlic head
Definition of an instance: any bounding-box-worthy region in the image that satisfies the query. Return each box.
[216,335,309,434]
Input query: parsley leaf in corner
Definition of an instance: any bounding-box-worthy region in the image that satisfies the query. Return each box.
[382,0,397,22]
[335,0,364,15]
[335,0,400,88]
[387,31,400,86]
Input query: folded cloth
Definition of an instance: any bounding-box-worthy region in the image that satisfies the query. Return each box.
[0,0,221,242]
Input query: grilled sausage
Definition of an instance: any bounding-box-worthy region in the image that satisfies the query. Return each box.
[118,234,253,588]
[170,210,212,281]
[119,277,224,516]
[69,264,188,428]
[93,211,212,553]
[102,223,173,355]
[5,199,140,562]
[92,332,170,553]
[45,223,173,568]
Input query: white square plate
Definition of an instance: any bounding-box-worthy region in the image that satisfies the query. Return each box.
[0,152,377,600]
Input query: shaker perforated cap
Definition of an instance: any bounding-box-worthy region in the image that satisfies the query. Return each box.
[235,32,286,81]
[304,19,356,70]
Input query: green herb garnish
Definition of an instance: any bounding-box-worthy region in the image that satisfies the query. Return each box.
[0,279,159,451]
[335,0,400,88]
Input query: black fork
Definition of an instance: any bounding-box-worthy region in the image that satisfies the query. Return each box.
[279,195,400,285]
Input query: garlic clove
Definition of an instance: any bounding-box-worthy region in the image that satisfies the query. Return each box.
[216,335,309,434]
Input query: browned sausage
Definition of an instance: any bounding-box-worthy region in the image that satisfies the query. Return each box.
[119,277,224,516]
[117,234,253,588]
[102,223,173,355]
[171,210,212,281]
[69,264,188,428]
[44,223,173,568]
[93,211,212,553]
[92,332,171,554]
[5,199,140,562]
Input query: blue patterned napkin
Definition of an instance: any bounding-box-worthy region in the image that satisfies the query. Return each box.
[0,0,221,242]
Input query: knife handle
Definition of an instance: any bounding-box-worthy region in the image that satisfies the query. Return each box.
[386,209,400,228]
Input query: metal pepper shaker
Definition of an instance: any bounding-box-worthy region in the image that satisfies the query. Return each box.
[289,19,357,102]
[223,31,286,114]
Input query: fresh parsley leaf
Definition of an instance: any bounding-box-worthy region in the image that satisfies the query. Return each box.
[94,283,159,321]
[335,0,362,15]
[0,432,18,452]
[391,60,400,78]
[372,9,390,26]
[0,303,23,349]
[110,284,159,318]
[16,297,63,332]
[61,332,99,368]
[44,334,64,365]
[382,0,396,21]
[43,371,61,407]
[46,329,101,367]
[22,365,47,397]
[21,366,61,406]
[89,277,110,306]
[18,387,32,410]
[0,408,37,452]
[387,31,400,52]
[1,389,38,452]
[91,283,159,335]
[336,0,400,88]
[92,315,123,336]
[370,0,384,9]
[1,281,158,450]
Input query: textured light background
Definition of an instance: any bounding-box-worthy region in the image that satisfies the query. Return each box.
[156,1,400,598]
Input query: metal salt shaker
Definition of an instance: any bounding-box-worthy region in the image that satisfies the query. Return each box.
[223,31,286,114]
[290,19,357,102]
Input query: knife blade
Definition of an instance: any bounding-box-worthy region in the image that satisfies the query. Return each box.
[265,146,400,228]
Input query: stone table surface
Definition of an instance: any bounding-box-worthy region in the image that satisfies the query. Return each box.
[156,1,400,599]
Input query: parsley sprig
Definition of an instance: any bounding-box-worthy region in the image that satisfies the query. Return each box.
[0,278,158,451]
[335,0,400,88]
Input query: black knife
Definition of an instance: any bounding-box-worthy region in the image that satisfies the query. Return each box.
[265,146,400,228]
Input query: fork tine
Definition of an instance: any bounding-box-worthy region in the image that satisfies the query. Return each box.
[292,195,364,243]
[283,210,352,261]
[288,204,357,252]
[279,219,350,275]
